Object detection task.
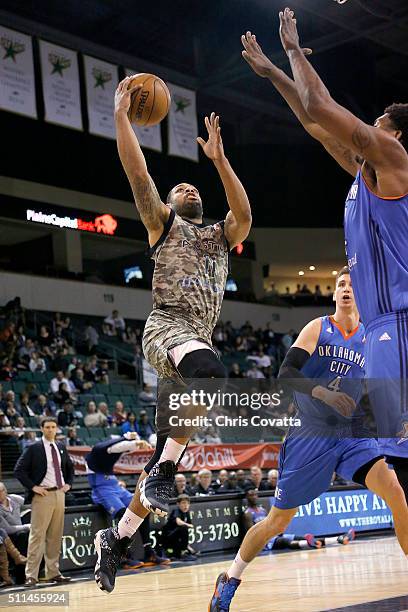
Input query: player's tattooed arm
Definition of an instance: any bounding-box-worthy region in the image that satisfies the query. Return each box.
[321,138,362,177]
[130,174,169,232]
[115,77,169,237]
[279,8,404,169]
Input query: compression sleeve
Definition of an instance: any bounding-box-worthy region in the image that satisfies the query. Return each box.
[277,347,317,396]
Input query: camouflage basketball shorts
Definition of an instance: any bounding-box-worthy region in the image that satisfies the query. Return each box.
[143,309,217,437]
[142,309,214,379]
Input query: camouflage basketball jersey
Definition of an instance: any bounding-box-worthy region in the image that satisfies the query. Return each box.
[142,210,229,378]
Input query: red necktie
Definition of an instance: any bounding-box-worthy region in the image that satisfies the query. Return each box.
[51,444,63,488]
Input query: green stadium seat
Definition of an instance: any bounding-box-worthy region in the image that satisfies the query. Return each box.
[110,383,122,394]
[96,384,110,394]
[39,382,50,393]
[1,382,12,392]
[87,427,106,440]
[16,371,33,381]
[104,426,121,438]
[44,372,54,381]
[31,372,47,383]
[13,381,27,394]
[120,385,134,396]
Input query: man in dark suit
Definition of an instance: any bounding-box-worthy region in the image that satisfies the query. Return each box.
[14,417,74,586]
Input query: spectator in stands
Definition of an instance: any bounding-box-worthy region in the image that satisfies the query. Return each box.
[53,382,75,407]
[214,469,229,491]
[266,469,278,490]
[32,394,55,417]
[71,368,94,393]
[21,431,37,451]
[95,359,110,384]
[49,371,69,396]
[161,495,196,561]
[54,313,70,333]
[294,284,302,296]
[281,329,295,354]
[18,393,35,419]
[5,402,19,427]
[247,350,271,370]
[301,284,311,295]
[217,471,241,494]
[0,482,30,556]
[247,466,270,491]
[13,416,26,438]
[0,528,27,586]
[326,285,332,296]
[37,326,53,357]
[84,401,107,428]
[66,427,84,446]
[192,469,216,496]
[97,402,112,426]
[112,401,127,426]
[103,310,125,336]
[18,339,36,366]
[173,474,193,497]
[137,410,154,441]
[53,326,68,351]
[0,412,11,430]
[51,348,71,375]
[138,383,155,405]
[0,359,17,381]
[268,283,279,296]
[246,363,265,379]
[235,336,249,352]
[121,412,138,435]
[123,326,138,345]
[84,322,99,355]
[202,425,222,444]
[0,390,14,411]
[243,489,269,535]
[14,416,74,586]
[229,363,243,378]
[314,285,322,297]
[57,401,77,427]
[236,469,248,491]
[0,322,16,351]
[28,352,46,373]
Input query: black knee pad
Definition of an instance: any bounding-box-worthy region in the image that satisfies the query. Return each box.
[178,349,227,379]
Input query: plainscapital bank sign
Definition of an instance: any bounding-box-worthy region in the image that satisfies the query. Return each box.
[26,208,118,235]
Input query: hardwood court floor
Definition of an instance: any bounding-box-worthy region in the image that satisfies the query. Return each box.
[6,536,408,612]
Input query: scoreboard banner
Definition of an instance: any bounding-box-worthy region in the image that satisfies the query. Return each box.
[67,442,281,475]
[0,25,37,118]
[39,40,82,130]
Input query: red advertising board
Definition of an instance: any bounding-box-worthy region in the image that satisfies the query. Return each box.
[68,443,281,475]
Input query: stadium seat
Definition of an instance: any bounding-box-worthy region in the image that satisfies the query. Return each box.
[13,381,27,394]
[16,371,33,381]
[86,427,106,440]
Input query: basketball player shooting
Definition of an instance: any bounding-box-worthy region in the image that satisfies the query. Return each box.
[94,76,252,593]
[240,10,408,496]
[210,268,408,611]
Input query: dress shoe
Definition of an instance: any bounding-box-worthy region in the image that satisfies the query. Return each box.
[24,577,37,587]
[49,575,71,583]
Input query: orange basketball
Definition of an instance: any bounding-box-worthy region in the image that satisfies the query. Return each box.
[127,73,171,127]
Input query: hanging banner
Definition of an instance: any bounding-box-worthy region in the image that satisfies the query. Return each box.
[84,55,117,139]
[39,40,82,130]
[125,68,162,152]
[0,25,37,118]
[168,82,198,161]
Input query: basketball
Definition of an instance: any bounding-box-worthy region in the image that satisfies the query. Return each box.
[127,73,171,127]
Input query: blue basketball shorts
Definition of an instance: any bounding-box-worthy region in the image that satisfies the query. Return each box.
[274,431,382,510]
[88,473,133,516]
[365,311,408,459]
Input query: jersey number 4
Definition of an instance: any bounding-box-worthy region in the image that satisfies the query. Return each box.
[328,376,342,392]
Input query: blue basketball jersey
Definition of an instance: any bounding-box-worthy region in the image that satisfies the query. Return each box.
[294,315,365,424]
[344,170,408,327]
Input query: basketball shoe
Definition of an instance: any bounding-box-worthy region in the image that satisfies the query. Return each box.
[304,534,323,549]
[337,528,356,545]
[209,572,241,611]
[139,460,177,517]
[94,527,131,593]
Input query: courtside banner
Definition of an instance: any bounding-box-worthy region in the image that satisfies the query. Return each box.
[39,40,82,130]
[168,82,198,161]
[84,55,117,139]
[68,443,281,474]
[278,489,393,535]
[0,25,37,118]
[125,68,162,152]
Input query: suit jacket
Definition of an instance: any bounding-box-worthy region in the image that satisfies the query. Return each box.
[14,440,74,502]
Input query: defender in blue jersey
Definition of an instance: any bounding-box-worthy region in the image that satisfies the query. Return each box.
[240,16,408,497]
[210,269,408,611]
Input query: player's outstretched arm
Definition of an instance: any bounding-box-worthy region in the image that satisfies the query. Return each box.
[197,113,252,249]
[241,31,360,177]
[114,77,169,243]
[279,9,406,171]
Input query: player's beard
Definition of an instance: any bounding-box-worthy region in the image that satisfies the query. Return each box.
[175,197,203,219]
